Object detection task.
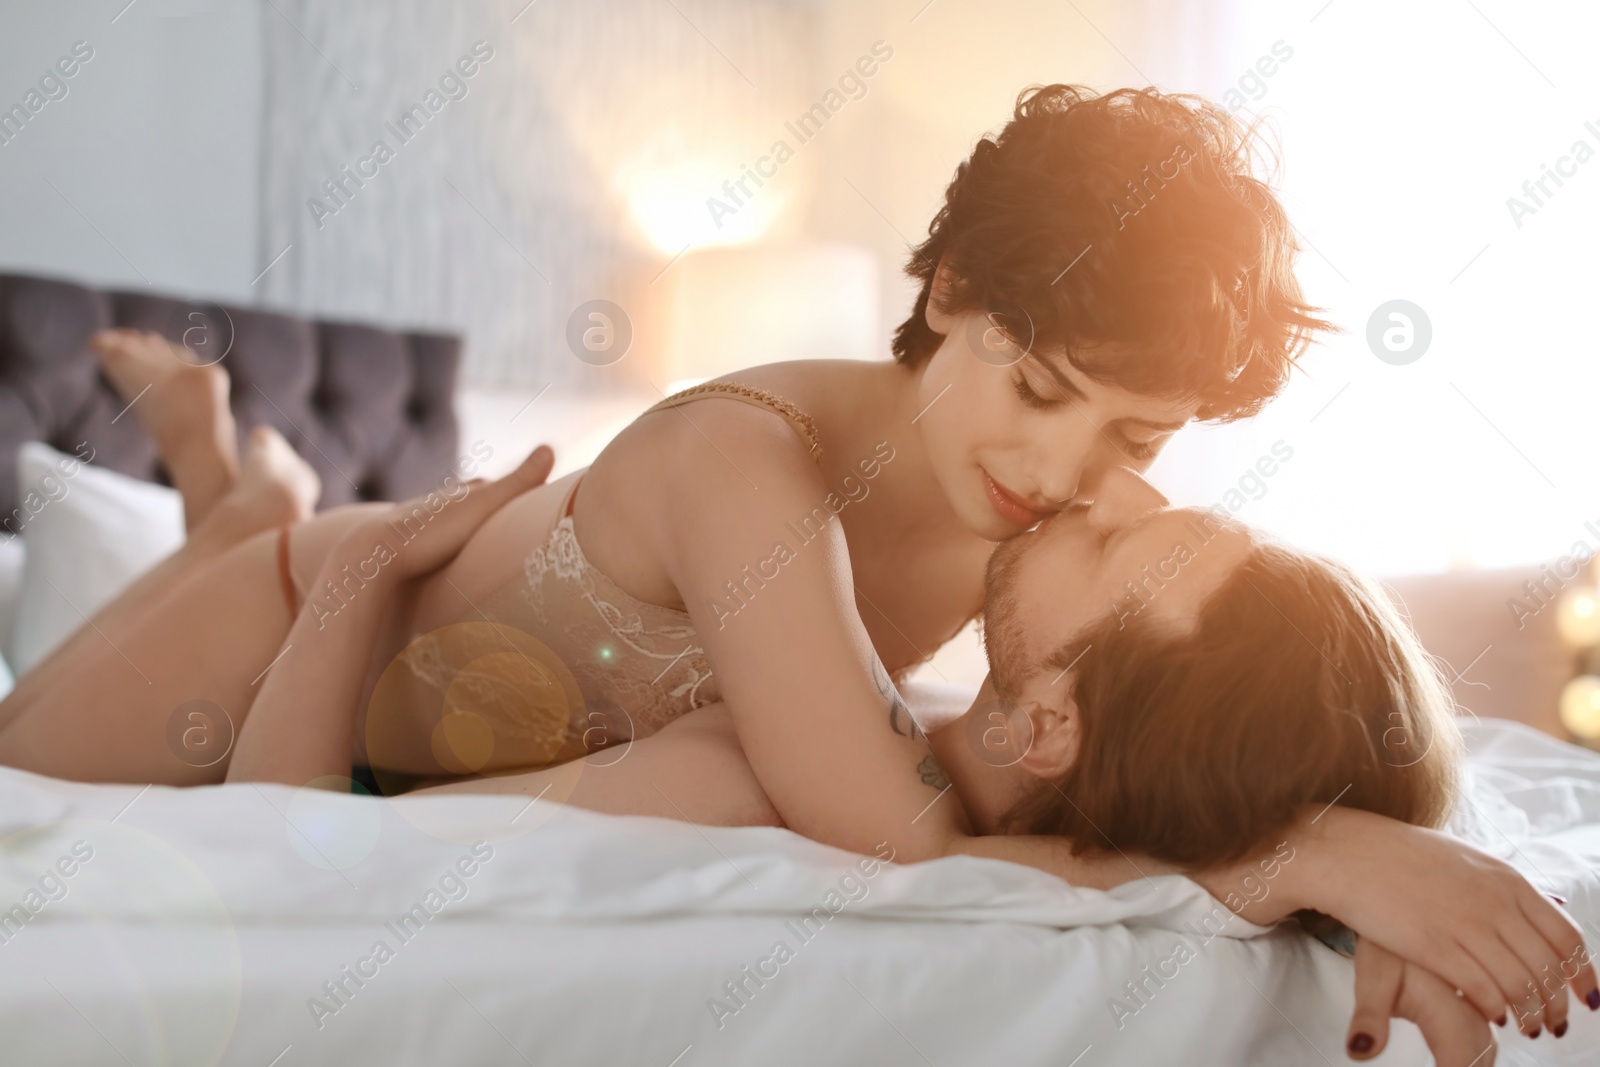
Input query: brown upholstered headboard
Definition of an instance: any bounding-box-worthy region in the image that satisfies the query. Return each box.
[0,272,461,514]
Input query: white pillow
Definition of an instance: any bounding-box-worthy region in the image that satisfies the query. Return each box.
[6,442,185,676]
[0,644,13,701]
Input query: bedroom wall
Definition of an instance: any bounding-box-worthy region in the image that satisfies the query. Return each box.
[254,0,828,392]
[0,0,263,300]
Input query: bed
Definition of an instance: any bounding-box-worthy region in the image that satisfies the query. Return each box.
[1,273,1598,1065]
[1,719,1598,1065]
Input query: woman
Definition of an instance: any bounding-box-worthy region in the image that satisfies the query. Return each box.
[0,83,1590,1059]
[401,462,1551,1064]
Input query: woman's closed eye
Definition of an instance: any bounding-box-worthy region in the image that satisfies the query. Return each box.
[1119,434,1163,463]
[1013,372,1166,462]
[1011,371,1075,412]
[1012,372,1060,411]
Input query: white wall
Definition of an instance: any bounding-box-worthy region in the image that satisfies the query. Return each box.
[0,0,262,299]
[1142,0,1600,577]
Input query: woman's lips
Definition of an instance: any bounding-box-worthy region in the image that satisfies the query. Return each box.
[983,470,1052,527]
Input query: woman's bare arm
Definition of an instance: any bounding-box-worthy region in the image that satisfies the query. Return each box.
[413,702,783,827]
[629,401,1595,1020]
[633,402,1175,887]
[225,531,400,785]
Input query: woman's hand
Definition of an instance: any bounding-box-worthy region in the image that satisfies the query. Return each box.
[1294,806,1597,1036]
[338,446,555,586]
[226,445,555,786]
[1347,937,1498,1066]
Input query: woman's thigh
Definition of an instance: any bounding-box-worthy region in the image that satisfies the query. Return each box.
[0,502,390,784]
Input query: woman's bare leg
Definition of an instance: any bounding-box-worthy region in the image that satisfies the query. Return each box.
[0,332,354,784]
[36,426,323,668]
[9,339,319,709]
[92,328,240,531]
[0,498,382,784]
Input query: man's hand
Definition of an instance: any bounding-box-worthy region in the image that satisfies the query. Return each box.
[343,446,554,585]
[1347,937,1498,1066]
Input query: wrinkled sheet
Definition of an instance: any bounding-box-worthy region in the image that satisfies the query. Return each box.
[0,717,1596,1065]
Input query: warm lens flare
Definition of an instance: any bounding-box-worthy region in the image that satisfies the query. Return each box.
[1557,588,1600,648]
[1559,675,1600,740]
[365,622,590,791]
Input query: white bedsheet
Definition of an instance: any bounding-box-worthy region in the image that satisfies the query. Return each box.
[0,717,1597,1066]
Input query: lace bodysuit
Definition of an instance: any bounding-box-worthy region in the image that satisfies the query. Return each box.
[456,383,824,753]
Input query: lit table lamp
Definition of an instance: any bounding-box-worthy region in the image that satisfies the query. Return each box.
[656,240,880,391]
[1556,568,1600,745]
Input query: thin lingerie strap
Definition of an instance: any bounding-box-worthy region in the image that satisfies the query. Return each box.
[562,383,820,524]
[644,382,824,461]
[277,524,300,615]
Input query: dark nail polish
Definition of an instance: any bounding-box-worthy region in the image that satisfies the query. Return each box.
[1549,893,1568,905]
[1496,1016,1507,1027]
[1347,1033,1374,1055]
[1588,989,1600,1011]
[1530,1028,1542,1039]
[1555,1021,1568,1038]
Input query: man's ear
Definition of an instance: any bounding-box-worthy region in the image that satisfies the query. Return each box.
[1014,694,1078,779]
[924,253,962,333]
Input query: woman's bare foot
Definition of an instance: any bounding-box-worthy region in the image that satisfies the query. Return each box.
[188,426,322,555]
[91,328,238,530]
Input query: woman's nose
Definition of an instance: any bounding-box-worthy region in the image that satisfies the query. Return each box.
[1033,420,1102,505]
[1082,466,1169,531]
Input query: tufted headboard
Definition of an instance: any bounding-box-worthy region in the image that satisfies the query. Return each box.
[0,272,461,514]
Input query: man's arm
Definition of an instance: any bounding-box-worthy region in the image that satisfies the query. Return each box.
[228,448,555,786]
[640,403,1596,1026]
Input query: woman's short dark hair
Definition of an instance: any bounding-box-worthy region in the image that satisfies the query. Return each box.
[892,84,1334,421]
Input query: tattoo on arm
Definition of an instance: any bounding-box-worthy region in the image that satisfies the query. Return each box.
[872,657,920,740]
[918,754,951,791]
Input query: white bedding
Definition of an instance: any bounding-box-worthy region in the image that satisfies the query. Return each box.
[1,717,1597,1066]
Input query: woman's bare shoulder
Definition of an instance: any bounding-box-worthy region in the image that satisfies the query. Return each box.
[714,358,888,413]
[569,384,838,607]
[593,382,831,500]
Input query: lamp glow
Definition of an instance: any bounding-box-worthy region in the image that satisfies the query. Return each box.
[1559,675,1600,739]
[1557,587,1600,647]
[620,163,785,255]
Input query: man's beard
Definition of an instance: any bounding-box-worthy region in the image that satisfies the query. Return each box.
[982,538,1031,699]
